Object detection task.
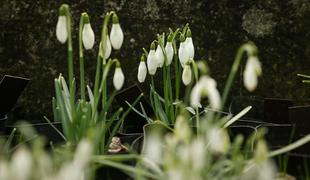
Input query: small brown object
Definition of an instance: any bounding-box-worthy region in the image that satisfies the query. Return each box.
[108,137,128,153]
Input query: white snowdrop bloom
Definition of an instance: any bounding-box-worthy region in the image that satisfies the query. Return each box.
[73,139,93,166]
[0,161,9,180]
[82,23,95,50]
[99,35,112,60]
[185,29,194,59]
[147,43,157,75]
[10,147,33,180]
[110,24,124,50]
[142,132,162,165]
[182,64,192,85]
[178,40,189,67]
[243,56,262,92]
[113,66,125,90]
[138,60,147,83]
[165,42,174,66]
[155,44,165,68]
[190,139,205,170]
[241,161,276,180]
[190,76,221,109]
[56,15,68,44]
[207,127,230,154]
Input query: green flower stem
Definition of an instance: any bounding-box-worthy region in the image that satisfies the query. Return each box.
[63,4,75,118]
[151,76,159,120]
[79,13,86,101]
[100,11,115,109]
[173,40,180,100]
[297,73,310,79]
[221,43,257,109]
[94,52,101,104]
[167,66,175,123]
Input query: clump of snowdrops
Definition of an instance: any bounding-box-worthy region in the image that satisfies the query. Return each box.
[52,4,142,154]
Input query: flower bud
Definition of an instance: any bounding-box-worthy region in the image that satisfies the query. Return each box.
[182,64,192,85]
[56,6,68,44]
[165,42,174,66]
[185,29,194,59]
[178,34,189,67]
[138,56,147,83]
[99,35,112,59]
[147,42,157,75]
[113,63,125,90]
[82,14,95,50]
[243,56,262,92]
[155,44,164,68]
[207,127,230,154]
[110,14,124,50]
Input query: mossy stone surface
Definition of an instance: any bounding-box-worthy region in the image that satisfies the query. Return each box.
[0,0,309,121]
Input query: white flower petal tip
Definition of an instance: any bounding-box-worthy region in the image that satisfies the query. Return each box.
[178,41,189,67]
[207,128,230,154]
[110,23,124,50]
[182,65,192,85]
[185,37,195,59]
[99,35,112,60]
[155,45,164,68]
[56,16,68,44]
[243,56,262,92]
[138,61,147,83]
[165,42,174,66]
[113,67,125,90]
[147,50,157,75]
[82,23,95,50]
[10,148,32,180]
[190,76,221,109]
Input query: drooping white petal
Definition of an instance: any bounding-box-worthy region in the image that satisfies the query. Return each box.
[110,23,124,50]
[207,127,230,154]
[178,42,189,67]
[138,61,147,83]
[165,42,174,66]
[147,50,157,75]
[155,45,164,68]
[113,67,125,90]
[99,35,112,60]
[243,56,261,92]
[0,162,9,180]
[190,83,202,108]
[182,64,192,85]
[73,139,93,166]
[56,16,68,44]
[10,148,32,180]
[185,37,194,59]
[82,23,95,50]
[190,76,221,109]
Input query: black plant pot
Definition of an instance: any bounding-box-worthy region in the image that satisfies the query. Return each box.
[264,98,293,124]
[5,122,64,145]
[289,105,310,155]
[0,115,7,134]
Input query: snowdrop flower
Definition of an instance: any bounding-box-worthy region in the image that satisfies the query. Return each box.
[185,29,194,59]
[182,64,192,85]
[56,6,68,44]
[73,139,93,166]
[155,44,165,68]
[243,56,262,92]
[10,147,32,180]
[110,14,124,50]
[207,127,230,154]
[99,35,112,59]
[0,161,9,180]
[178,34,189,67]
[113,62,125,90]
[147,42,157,75]
[82,13,95,50]
[190,139,205,170]
[165,40,174,66]
[190,76,221,109]
[138,55,147,83]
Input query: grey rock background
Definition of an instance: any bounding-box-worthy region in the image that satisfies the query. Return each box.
[0,0,309,121]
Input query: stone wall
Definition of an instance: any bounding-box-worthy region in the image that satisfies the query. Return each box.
[0,0,309,121]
